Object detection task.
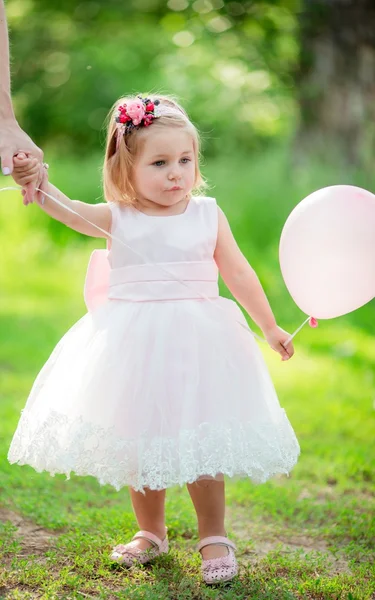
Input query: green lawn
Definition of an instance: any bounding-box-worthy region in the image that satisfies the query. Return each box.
[0,149,374,599]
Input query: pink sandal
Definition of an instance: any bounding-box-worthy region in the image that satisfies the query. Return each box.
[197,535,238,584]
[110,528,168,566]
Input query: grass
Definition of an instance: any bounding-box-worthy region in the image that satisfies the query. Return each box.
[0,146,374,599]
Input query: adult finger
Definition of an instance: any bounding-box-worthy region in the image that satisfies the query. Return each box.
[23,181,33,204]
[22,155,42,203]
[14,159,39,173]
[2,149,32,173]
[1,150,16,175]
[22,187,35,207]
[19,175,39,186]
[35,165,49,204]
[14,168,40,190]
[32,164,44,205]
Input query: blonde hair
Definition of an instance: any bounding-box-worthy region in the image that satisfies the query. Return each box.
[102,93,207,206]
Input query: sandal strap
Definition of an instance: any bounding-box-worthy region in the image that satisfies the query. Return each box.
[197,535,236,552]
[132,529,167,549]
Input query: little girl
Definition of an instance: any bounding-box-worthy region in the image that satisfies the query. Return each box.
[9,94,300,585]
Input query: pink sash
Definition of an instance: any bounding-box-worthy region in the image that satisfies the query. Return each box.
[83,249,110,312]
[84,250,219,310]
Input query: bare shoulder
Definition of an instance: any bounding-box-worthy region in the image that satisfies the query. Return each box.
[214,206,249,277]
[92,202,112,222]
[90,202,112,235]
[216,205,231,237]
[214,206,234,255]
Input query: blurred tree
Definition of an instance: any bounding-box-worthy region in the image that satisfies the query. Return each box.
[295,0,375,169]
[7,0,300,156]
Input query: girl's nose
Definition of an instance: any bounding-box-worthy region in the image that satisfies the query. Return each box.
[168,168,182,180]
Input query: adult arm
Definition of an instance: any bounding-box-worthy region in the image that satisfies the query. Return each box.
[0,0,43,177]
[0,0,12,110]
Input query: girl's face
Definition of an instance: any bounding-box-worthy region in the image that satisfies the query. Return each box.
[132,127,196,208]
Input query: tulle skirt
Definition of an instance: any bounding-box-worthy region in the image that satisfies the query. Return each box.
[8,297,300,494]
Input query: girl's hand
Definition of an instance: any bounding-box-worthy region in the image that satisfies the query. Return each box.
[264,325,294,361]
[12,152,40,187]
[13,152,47,205]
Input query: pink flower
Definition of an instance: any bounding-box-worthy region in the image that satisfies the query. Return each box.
[143,114,154,127]
[126,100,146,126]
[309,317,318,328]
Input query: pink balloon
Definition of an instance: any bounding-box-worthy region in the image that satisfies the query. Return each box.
[279,185,375,319]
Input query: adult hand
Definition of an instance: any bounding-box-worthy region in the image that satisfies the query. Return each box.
[0,120,44,203]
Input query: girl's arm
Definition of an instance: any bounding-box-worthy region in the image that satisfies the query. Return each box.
[12,154,111,238]
[37,181,111,238]
[214,207,294,360]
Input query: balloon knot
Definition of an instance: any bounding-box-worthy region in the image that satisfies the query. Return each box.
[309,317,318,328]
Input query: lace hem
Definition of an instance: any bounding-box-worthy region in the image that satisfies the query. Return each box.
[8,408,300,494]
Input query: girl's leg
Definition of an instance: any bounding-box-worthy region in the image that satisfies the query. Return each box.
[186,478,229,560]
[128,487,167,551]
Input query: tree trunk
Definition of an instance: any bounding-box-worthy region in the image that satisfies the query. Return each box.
[295,0,375,168]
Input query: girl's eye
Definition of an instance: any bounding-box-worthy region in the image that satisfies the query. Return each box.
[152,158,191,166]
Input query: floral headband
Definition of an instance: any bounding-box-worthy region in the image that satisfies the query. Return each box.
[115,96,162,151]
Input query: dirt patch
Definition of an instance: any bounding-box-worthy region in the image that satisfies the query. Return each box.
[297,485,374,504]
[0,508,62,559]
[226,504,352,575]
[0,503,353,579]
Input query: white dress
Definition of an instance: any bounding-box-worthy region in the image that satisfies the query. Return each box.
[8,196,300,494]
